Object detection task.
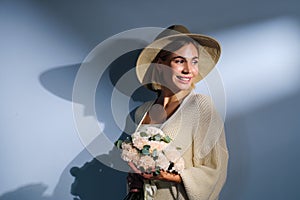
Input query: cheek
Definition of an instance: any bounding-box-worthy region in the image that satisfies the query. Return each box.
[192,65,199,75]
[170,65,183,73]
[161,66,175,80]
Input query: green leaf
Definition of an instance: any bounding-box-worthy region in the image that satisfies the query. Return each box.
[142,149,149,155]
[152,149,158,157]
[140,132,148,137]
[163,135,171,143]
[114,140,123,149]
[146,167,153,173]
[142,145,150,155]
[139,166,145,172]
[154,167,161,175]
[153,134,161,141]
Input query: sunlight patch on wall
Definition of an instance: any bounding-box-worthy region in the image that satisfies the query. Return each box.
[197,17,300,118]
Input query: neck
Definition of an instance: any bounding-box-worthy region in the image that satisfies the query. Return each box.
[158,88,191,108]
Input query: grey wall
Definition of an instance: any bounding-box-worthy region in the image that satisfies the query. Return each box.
[1,0,300,199]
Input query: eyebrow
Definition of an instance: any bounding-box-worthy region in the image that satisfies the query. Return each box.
[171,56,199,60]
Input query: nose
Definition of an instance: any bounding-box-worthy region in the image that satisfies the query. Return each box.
[182,61,192,74]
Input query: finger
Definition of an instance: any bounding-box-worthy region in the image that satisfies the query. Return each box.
[128,162,142,174]
[142,173,154,179]
[130,188,140,192]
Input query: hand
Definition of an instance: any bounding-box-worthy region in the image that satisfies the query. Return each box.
[128,162,152,178]
[153,170,182,183]
[128,162,182,183]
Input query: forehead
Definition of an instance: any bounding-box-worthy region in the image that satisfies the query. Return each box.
[170,43,199,58]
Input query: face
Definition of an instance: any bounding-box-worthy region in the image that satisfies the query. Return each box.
[158,43,199,93]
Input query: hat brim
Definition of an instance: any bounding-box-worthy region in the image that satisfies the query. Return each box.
[136,33,221,90]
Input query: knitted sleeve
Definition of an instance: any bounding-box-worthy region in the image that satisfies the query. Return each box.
[180,95,229,200]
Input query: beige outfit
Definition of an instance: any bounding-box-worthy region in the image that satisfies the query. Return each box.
[134,91,228,200]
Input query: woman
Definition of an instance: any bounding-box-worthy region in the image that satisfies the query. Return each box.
[125,25,228,200]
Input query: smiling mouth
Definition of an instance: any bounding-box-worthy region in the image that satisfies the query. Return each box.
[176,76,192,82]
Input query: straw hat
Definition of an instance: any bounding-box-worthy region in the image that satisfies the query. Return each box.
[136,25,221,91]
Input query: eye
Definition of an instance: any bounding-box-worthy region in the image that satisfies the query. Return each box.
[192,59,199,65]
[173,58,185,64]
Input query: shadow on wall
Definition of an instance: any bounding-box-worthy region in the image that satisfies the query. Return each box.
[0,148,127,200]
[0,184,51,200]
[39,46,155,199]
[2,83,300,200]
[69,152,128,200]
[1,43,157,200]
[2,37,300,200]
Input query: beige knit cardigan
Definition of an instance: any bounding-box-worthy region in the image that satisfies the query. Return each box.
[134,91,229,200]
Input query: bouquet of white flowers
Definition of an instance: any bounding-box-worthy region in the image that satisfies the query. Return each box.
[116,126,184,175]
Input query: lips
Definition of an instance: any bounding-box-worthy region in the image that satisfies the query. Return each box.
[176,76,192,82]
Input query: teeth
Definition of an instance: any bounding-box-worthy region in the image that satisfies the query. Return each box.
[177,76,190,81]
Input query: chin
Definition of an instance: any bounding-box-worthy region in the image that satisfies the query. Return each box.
[162,79,193,93]
[178,81,192,88]
[174,84,192,92]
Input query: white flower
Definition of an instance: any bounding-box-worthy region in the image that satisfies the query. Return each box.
[137,155,155,171]
[132,136,149,150]
[121,143,139,163]
[117,126,185,174]
[146,126,164,136]
[148,141,168,153]
[121,142,133,151]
